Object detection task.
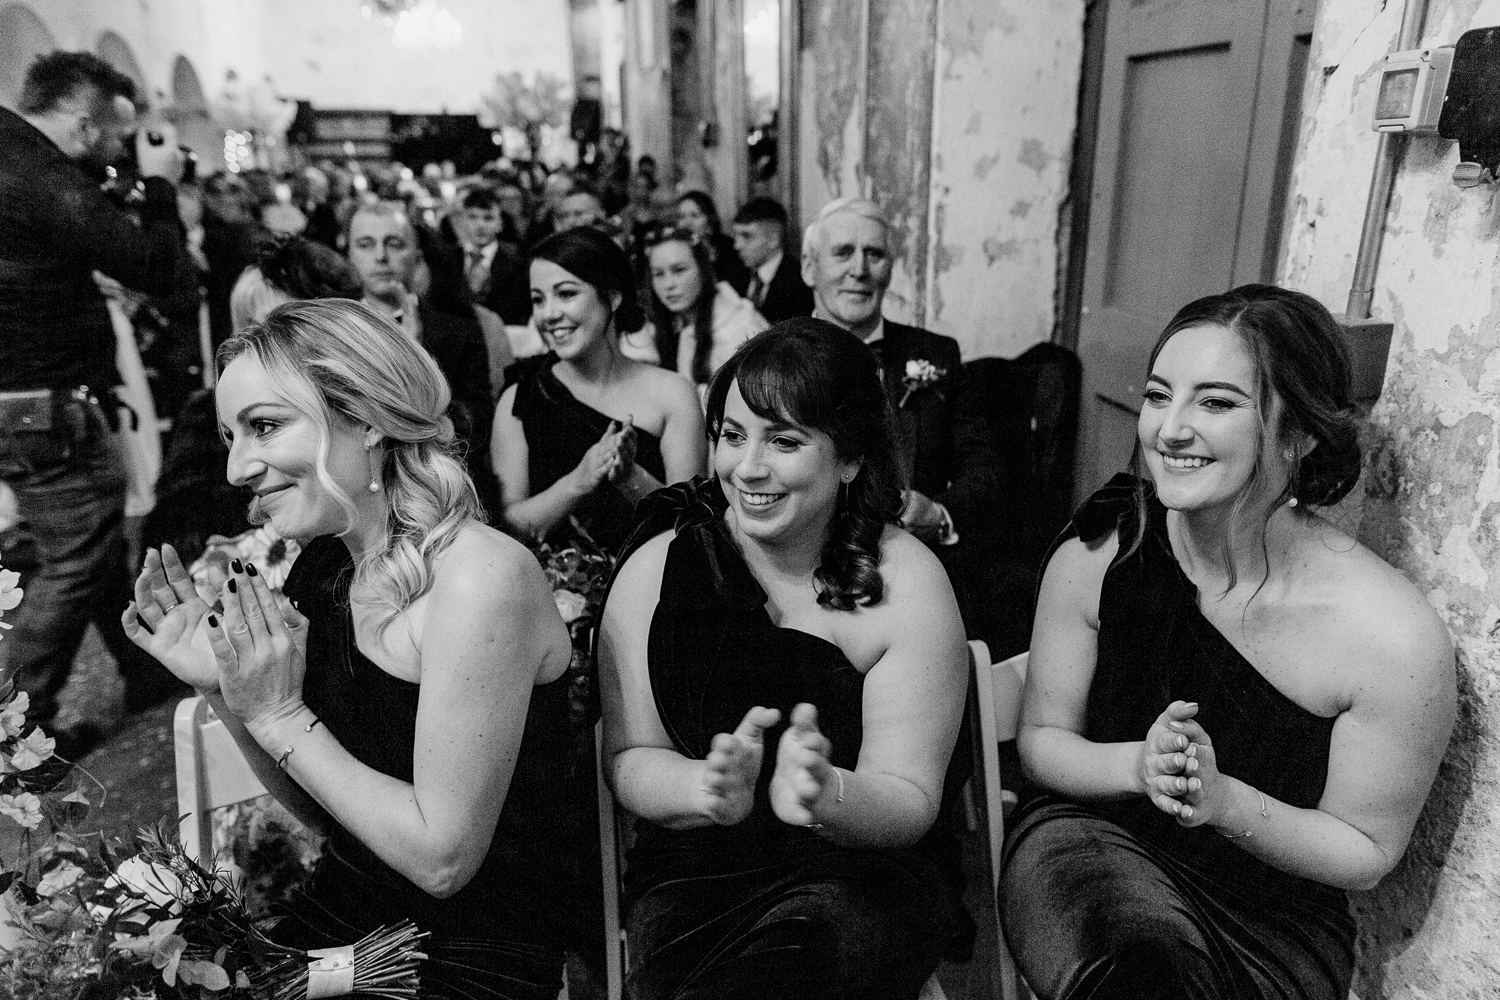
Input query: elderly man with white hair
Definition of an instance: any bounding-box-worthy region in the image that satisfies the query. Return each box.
[802,197,1001,625]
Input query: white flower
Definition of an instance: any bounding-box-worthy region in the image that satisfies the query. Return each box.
[0,791,43,829]
[9,727,54,770]
[37,861,85,898]
[0,566,21,640]
[553,589,588,624]
[107,857,185,915]
[0,691,28,738]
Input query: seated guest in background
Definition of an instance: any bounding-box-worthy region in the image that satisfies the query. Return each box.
[458,185,531,325]
[802,198,999,622]
[637,226,768,390]
[598,320,970,1000]
[732,196,813,324]
[124,299,584,1000]
[555,182,608,233]
[229,233,364,332]
[1004,285,1456,1000]
[674,189,751,293]
[492,227,704,553]
[347,201,500,513]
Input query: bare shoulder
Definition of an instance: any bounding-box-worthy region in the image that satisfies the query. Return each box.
[1037,530,1120,628]
[873,526,953,608]
[1299,519,1453,691]
[608,529,674,598]
[428,522,546,609]
[631,362,700,412]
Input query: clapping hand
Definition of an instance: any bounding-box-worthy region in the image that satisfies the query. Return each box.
[699,706,781,826]
[771,703,838,828]
[1139,700,1203,817]
[1156,713,1230,829]
[574,419,636,492]
[122,544,217,690]
[205,559,310,737]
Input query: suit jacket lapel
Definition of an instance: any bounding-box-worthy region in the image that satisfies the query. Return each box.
[881,322,919,484]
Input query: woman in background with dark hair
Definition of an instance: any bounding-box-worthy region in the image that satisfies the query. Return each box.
[598,319,970,999]
[637,226,767,389]
[674,189,751,292]
[1003,284,1455,999]
[491,227,705,552]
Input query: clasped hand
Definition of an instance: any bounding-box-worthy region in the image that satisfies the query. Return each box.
[698,703,841,829]
[575,417,638,492]
[1140,700,1227,828]
[123,545,309,733]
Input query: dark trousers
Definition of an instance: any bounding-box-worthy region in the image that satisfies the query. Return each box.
[0,402,156,725]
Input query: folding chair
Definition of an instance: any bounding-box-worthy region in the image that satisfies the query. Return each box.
[971,640,1030,1000]
[173,695,267,866]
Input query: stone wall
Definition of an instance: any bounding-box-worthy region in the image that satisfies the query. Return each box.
[795,0,1083,359]
[1282,1,1500,995]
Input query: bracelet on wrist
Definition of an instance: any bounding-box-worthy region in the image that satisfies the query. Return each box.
[1217,788,1268,840]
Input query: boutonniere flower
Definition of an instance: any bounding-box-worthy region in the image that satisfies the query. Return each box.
[899,358,947,408]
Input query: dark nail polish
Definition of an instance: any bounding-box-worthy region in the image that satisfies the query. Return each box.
[207,614,218,628]
[231,558,244,574]
[246,563,259,577]
[227,579,237,593]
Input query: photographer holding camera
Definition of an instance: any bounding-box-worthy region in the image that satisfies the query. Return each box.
[0,51,186,757]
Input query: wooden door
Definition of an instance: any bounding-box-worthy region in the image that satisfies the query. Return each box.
[1074,0,1316,498]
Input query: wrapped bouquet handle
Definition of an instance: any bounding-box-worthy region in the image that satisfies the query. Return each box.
[255,921,429,1000]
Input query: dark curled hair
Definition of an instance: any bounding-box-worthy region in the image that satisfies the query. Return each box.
[18,51,136,116]
[645,227,718,384]
[705,319,904,610]
[1128,283,1362,588]
[257,233,364,301]
[530,227,646,334]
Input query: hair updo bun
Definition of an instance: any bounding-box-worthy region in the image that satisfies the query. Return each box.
[531,227,646,334]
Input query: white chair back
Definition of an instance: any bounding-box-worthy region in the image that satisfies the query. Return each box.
[173,696,267,865]
[971,641,1030,1000]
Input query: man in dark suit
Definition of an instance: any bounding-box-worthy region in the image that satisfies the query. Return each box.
[732,196,813,324]
[347,203,499,512]
[457,186,532,325]
[801,197,1000,613]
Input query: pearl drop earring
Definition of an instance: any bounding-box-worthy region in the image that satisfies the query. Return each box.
[367,444,381,493]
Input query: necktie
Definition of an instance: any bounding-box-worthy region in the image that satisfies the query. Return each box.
[466,250,487,296]
[746,274,764,308]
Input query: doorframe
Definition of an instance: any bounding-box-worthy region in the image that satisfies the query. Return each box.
[1055,0,1110,352]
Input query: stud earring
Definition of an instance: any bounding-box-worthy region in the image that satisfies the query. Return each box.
[1287,496,1299,508]
[366,444,381,494]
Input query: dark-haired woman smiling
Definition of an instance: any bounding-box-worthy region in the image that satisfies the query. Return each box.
[491,227,705,551]
[598,319,970,999]
[1003,285,1455,999]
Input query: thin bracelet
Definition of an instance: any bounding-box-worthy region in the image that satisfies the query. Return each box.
[1219,789,1268,840]
[304,717,322,733]
[276,746,295,770]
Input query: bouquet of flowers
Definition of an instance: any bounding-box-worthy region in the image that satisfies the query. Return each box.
[532,527,616,730]
[0,556,427,1000]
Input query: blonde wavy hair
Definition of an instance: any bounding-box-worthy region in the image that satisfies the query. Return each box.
[217,299,480,630]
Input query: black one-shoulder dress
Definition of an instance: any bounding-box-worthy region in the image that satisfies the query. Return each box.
[510,354,666,554]
[608,479,968,1000]
[1001,475,1355,999]
[272,536,601,1000]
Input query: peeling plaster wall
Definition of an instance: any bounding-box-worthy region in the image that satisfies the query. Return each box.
[1282,1,1500,996]
[926,0,1082,358]
[796,0,1082,356]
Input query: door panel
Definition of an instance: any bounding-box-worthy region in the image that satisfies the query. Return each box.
[1074,0,1314,498]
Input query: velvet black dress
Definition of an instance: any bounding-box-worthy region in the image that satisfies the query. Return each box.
[272,536,600,1000]
[1000,475,1355,1000]
[608,480,967,1000]
[510,353,666,554]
